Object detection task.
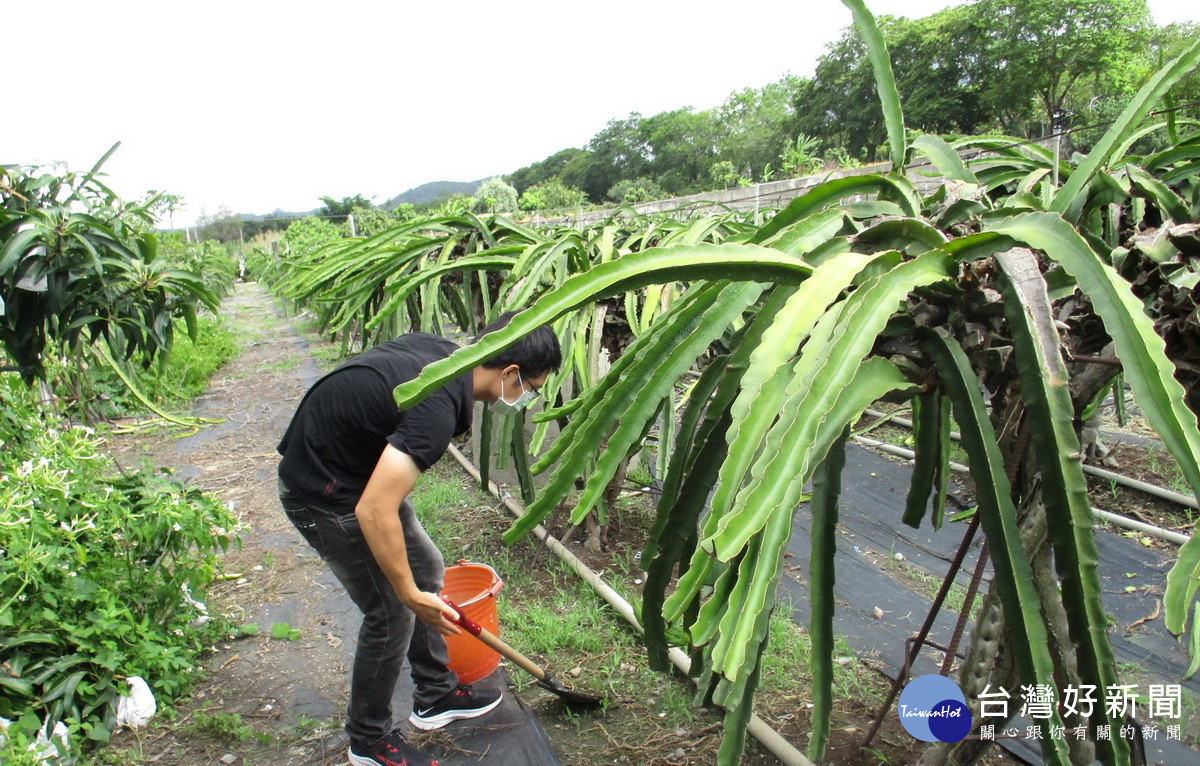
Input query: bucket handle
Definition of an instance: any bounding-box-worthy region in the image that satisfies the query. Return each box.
[448,560,504,607]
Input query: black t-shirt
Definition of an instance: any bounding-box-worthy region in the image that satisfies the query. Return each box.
[277,333,473,514]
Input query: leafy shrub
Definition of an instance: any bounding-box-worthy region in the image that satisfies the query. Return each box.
[472,178,519,214]
[0,160,220,384]
[518,179,588,211]
[49,316,237,420]
[0,378,238,749]
[606,177,666,204]
[282,216,342,259]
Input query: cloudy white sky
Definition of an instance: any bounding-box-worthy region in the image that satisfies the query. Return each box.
[7,1,1198,227]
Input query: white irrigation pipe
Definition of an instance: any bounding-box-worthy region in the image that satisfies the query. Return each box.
[851,436,1193,547]
[446,444,816,766]
[862,408,1199,511]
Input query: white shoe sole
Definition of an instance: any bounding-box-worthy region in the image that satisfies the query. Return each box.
[407,694,503,731]
[348,749,383,766]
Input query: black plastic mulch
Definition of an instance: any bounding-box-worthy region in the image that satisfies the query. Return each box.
[778,442,1199,765]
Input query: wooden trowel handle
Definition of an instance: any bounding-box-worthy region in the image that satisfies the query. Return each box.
[441,596,548,682]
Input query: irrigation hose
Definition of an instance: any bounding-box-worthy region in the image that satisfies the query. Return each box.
[851,435,1192,547]
[862,408,1199,511]
[446,444,817,766]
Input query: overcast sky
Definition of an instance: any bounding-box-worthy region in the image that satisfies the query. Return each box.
[7,1,1198,227]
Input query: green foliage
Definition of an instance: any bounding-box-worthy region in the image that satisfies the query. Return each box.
[53,316,237,419]
[0,378,238,751]
[281,216,342,258]
[975,0,1153,130]
[508,148,590,194]
[779,134,824,177]
[606,177,666,204]
[708,161,750,190]
[270,622,300,641]
[318,194,373,223]
[841,0,908,170]
[518,179,587,211]
[189,711,273,744]
[345,205,398,237]
[438,194,475,217]
[264,28,1200,760]
[155,235,239,300]
[0,155,219,383]
[473,178,519,214]
[716,78,803,182]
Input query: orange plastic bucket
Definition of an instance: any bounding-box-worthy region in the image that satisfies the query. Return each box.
[440,560,504,684]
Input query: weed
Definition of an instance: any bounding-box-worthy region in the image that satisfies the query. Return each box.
[290,714,333,738]
[263,357,301,373]
[189,711,273,745]
[271,622,301,641]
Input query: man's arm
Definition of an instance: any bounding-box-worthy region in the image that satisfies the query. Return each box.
[355,444,459,636]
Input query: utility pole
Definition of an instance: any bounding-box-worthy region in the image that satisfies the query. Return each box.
[1051,109,1069,188]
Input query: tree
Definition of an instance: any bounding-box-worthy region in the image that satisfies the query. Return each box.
[794,10,993,160]
[319,194,374,224]
[195,206,244,243]
[473,178,519,214]
[793,24,889,161]
[886,6,991,136]
[518,179,587,211]
[392,202,418,221]
[717,77,804,181]
[507,148,589,194]
[708,160,749,190]
[976,0,1154,132]
[642,108,722,194]
[147,191,186,230]
[346,205,396,237]
[581,114,653,202]
[0,157,219,385]
[282,216,341,258]
[605,177,666,204]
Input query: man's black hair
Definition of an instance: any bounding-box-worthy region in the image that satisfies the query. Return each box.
[472,310,562,378]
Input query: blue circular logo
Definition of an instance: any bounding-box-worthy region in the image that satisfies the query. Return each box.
[897,674,971,742]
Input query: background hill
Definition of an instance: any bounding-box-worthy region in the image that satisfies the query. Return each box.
[383,180,482,209]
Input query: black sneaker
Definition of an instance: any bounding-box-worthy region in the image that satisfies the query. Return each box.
[408,684,503,730]
[348,728,439,766]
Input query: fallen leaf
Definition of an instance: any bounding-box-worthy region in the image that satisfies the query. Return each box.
[1127,601,1162,631]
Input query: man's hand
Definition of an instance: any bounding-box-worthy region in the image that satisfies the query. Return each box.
[401,588,462,636]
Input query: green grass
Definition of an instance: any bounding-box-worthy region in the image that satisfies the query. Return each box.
[410,456,893,759]
[262,357,302,373]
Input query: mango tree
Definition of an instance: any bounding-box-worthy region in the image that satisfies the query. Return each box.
[0,147,221,417]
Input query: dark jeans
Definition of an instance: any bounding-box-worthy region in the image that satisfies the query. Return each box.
[281,486,458,749]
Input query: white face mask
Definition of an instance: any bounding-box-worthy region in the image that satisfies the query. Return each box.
[491,371,538,412]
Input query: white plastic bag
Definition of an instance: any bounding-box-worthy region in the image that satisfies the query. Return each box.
[33,720,71,762]
[115,676,157,728]
[0,717,72,764]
